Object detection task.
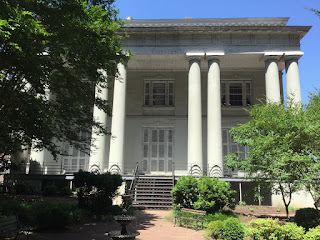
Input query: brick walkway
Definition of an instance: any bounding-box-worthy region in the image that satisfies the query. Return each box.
[25,210,206,240]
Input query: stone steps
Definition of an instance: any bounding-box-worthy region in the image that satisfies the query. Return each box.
[132,176,174,209]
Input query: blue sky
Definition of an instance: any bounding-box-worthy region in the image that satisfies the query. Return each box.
[116,0,320,104]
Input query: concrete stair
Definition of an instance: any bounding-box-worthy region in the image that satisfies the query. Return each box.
[132,176,174,209]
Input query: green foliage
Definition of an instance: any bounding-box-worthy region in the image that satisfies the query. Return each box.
[194,177,236,214]
[248,218,285,240]
[43,185,57,196]
[171,176,198,209]
[283,222,305,240]
[304,228,320,240]
[207,220,224,239]
[0,198,92,230]
[74,170,123,215]
[248,218,305,240]
[294,208,320,231]
[13,183,36,195]
[172,176,236,214]
[218,217,245,240]
[226,93,320,217]
[0,0,130,168]
[204,212,236,224]
[60,186,72,196]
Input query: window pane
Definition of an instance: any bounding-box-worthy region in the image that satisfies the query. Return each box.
[159,145,165,158]
[151,160,157,171]
[221,83,226,105]
[143,160,148,172]
[153,83,165,93]
[72,159,77,171]
[158,160,165,171]
[152,83,166,105]
[145,83,150,94]
[223,145,228,157]
[168,160,173,171]
[246,83,251,94]
[63,159,69,169]
[145,95,150,105]
[229,83,243,106]
[222,130,228,143]
[168,145,173,158]
[143,144,148,158]
[152,130,157,142]
[144,129,148,142]
[246,95,251,105]
[79,159,85,170]
[169,83,174,94]
[151,145,157,157]
[153,95,165,105]
[168,130,173,142]
[169,95,174,106]
[159,130,165,142]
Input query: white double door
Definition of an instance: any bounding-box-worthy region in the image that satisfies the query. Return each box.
[142,128,174,174]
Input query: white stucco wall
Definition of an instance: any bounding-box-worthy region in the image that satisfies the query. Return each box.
[272,190,315,209]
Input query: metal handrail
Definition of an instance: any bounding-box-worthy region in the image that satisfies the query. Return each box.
[129,162,139,197]
[172,161,175,187]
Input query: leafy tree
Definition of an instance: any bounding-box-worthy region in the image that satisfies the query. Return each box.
[0,0,129,170]
[226,92,320,218]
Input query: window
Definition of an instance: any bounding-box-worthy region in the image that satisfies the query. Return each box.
[62,131,90,173]
[222,128,249,176]
[144,81,174,107]
[142,128,174,173]
[221,81,251,106]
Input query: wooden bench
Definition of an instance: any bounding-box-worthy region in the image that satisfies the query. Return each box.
[174,208,206,230]
[0,215,30,240]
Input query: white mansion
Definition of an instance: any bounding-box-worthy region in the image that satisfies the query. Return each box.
[28,17,310,180]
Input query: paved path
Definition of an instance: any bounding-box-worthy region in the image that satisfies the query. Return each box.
[25,210,206,240]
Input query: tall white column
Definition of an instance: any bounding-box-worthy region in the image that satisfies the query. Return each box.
[265,57,281,103]
[108,63,127,174]
[89,70,108,174]
[207,57,223,177]
[285,56,302,104]
[187,56,203,176]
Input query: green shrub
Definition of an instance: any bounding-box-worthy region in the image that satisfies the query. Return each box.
[74,170,123,215]
[193,177,236,214]
[171,176,198,209]
[304,228,320,240]
[60,186,72,196]
[14,183,35,195]
[283,222,305,240]
[294,208,320,231]
[207,220,224,239]
[218,217,245,240]
[248,218,285,240]
[43,185,57,196]
[171,176,236,214]
[30,201,74,229]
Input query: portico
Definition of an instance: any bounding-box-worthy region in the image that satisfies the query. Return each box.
[88,50,305,177]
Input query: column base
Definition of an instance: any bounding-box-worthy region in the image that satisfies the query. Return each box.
[188,164,203,177]
[207,165,223,178]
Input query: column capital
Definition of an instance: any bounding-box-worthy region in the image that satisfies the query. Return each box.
[186,52,205,61]
[206,52,225,61]
[261,52,284,62]
[283,51,304,61]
